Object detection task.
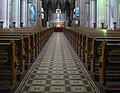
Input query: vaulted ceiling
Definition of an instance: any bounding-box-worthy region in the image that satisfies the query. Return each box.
[42,0,75,13]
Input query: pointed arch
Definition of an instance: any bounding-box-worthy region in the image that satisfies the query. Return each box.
[47,0,52,20]
[51,0,58,13]
[59,0,66,13]
[65,1,70,17]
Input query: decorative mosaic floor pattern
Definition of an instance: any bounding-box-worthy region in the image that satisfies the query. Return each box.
[17,32,100,93]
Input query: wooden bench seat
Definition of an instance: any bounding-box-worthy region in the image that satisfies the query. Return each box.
[0,34,32,70]
[0,81,11,93]
[99,41,120,83]
[0,37,25,73]
[87,38,120,92]
[63,27,120,92]
[0,41,17,91]
[0,27,54,93]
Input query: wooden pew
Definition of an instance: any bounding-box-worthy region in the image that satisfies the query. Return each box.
[63,27,120,92]
[0,40,17,92]
[80,29,120,92]
[85,35,120,70]
[99,40,120,92]
[0,38,24,71]
[0,33,31,70]
[0,27,53,92]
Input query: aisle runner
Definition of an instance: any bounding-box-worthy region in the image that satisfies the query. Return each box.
[20,32,99,93]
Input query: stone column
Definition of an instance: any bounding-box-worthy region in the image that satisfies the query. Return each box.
[80,0,89,27]
[79,0,85,26]
[112,0,118,22]
[86,0,90,27]
[79,0,89,27]
[97,0,106,28]
[111,0,118,29]
[39,0,42,27]
[118,1,120,28]
[21,0,27,27]
[33,0,38,26]
[69,7,73,26]
[35,0,42,27]
[90,0,96,28]
[107,0,118,29]
[11,0,20,28]
[44,7,48,27]
[36,0,41,26]
[106,0,110,29]
[0,0,10,28]
[27,1,31,27]
[8,0,12,28]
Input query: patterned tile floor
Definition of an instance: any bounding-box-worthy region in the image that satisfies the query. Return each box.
[16,32,101,93]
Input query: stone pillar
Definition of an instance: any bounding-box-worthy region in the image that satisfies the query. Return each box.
[11,0,20,28]
[90,0,96,28]
[107,0,118,29]
[35,0,42,27]
[106,0,110,29]
[21,0,27,27]
[27,1,31,27]
[44,8,48,27]
[112,0,118,23]
[0,0,10,28]
[33,0,38,26]
[97,0,106,28]
[36,0,41,26]
[112,0,118,29]
[79,0,89,27]
[8,0,11,28]
[69,7,73,26]
[79,0,85,26]
[117,2,120,28]
[39,0,42,27]
[86,0,90,27]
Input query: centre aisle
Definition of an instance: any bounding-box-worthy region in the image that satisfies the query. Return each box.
[15,32,101,93]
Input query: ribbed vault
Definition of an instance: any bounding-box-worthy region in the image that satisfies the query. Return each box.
[42,0,74,13]
[42,0,75,26]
